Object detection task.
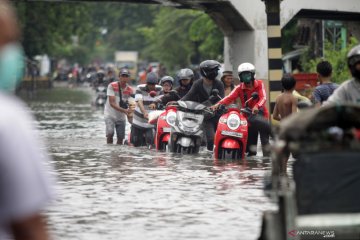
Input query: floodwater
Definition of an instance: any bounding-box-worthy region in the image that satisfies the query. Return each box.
[30,88,275,240]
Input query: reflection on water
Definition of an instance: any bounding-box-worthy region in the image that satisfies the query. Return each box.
[30,98,275,240]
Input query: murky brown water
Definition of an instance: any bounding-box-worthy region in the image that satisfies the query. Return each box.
[30,94,275,240]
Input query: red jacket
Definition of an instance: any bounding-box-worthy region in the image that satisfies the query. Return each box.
[218,79,269,118]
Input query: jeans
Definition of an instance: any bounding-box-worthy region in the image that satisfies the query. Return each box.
[246,114,272,156]
[105,117,126,140]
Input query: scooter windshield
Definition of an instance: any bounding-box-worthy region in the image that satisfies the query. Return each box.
[177,110,204,129]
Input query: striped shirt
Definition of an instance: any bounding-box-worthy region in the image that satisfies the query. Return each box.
[313,83,338,104]
[133,84,162,129]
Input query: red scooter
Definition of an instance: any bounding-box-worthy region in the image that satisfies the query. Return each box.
[214,92,258,160]
[152,104,177,151]
[148,91,180,151]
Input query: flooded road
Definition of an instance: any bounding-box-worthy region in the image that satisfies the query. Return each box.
[30,88,275,240]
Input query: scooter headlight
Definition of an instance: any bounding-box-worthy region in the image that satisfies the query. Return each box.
[166,111,176,127]
[227,113,241,130]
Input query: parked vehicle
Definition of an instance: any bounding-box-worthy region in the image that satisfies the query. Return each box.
[258,104,360,240]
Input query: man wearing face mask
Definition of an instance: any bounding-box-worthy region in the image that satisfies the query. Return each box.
[182,60,225,151]
[212,63,272,156]
[0,1,54,239]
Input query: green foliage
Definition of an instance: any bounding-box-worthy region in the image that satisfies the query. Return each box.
[14,2,94,61]
[189,14,224,61]
[14,2,223,71]
[301,37,359,83]
[282,19,298,53]
[140,8,223,70]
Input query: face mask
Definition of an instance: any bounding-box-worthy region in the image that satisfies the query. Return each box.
[206,69,219,81]
[0,43,25,92]
[240,72,253,83]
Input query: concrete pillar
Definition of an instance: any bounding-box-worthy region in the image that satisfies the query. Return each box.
[224,30,269,84]
[264,0,283,113]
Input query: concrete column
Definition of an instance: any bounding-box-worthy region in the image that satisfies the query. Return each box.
[264,0,283,113]
[224,30,269,83]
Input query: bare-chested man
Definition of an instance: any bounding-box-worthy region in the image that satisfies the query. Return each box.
[273,74,298,121]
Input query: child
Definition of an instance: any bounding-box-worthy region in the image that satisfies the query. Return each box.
[273,74,298,173]
[273,74,298,121]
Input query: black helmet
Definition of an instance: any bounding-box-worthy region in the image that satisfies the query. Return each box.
[347,44,360,80]
[96,70,105,80]
[199,60,221,81]
[177,68,194,81]
[159,75,174,86]
[146,72,158,84]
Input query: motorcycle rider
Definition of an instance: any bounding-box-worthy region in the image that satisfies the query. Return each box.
[104,68,134,144]
[94,69,107,88]
[182,60,225,151]
[175,68,195,98]
[155,69,194,107]
[149,75,175,109]
[326,44,360,104]
[212,63,271,156]
[131,72,162,147]
[159,75,174,94]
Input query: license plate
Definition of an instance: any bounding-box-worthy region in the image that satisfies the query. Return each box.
[221,131,243,138]
[163,127,171,132]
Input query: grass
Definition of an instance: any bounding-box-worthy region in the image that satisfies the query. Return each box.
[18,87,91,104]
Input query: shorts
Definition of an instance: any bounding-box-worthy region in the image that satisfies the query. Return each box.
[105,117,126,140]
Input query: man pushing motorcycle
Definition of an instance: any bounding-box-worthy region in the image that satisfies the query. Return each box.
[181,60,225,151]
[212,63,272,156]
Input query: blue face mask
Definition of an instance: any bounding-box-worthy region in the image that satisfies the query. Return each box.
[0,43,25,92]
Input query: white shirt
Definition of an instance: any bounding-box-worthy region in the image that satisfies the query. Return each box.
[0,93,54,239]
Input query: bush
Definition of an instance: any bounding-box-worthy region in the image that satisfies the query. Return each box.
[301,37,359,83]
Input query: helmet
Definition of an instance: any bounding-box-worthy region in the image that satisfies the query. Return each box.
[159,75,174,86]
[177,68,194,81]
[96,70,105,80]
[146,72,158,84]
[199,60,221,81]
[119,68,130,77]
[238,62,255,83]
[347,44,360,80]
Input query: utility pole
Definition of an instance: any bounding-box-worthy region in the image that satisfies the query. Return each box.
[262,0,283,114]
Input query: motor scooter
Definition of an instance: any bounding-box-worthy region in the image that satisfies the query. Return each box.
[153,103,177,150]
[148,91,180,151]
[168,90,218,154]
[214,92,259,160]
[95,83,107,107]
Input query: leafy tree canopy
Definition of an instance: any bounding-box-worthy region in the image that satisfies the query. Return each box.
[13,2,223,72]
[301,37,359,83]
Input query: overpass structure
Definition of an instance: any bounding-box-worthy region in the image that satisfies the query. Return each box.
[34,0,360,110]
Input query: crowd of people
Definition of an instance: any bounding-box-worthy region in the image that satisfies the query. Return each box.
[103,44,360,157]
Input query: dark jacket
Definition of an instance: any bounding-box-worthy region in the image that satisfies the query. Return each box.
[181,78,225,104]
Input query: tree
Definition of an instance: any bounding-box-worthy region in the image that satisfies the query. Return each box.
[301,37,359,83]
[139,8,223,71]
[14,2,93,61]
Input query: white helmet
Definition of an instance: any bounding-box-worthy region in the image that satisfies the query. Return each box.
[238,63,256,83]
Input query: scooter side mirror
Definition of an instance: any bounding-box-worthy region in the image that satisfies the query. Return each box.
[211,89,219,96]
[251,92,259,100]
